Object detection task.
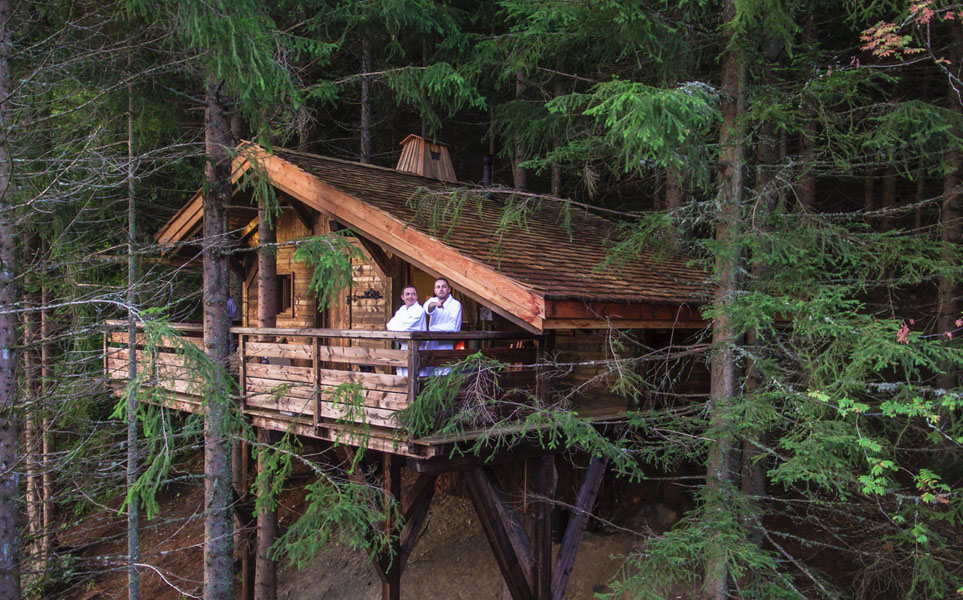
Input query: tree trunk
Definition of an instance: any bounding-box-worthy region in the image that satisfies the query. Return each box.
[863,175,874,220]
[40,267,53,568]
[703,1,745,597]
[126,71,141,600]
[203,76,235,600]
[513,69,527,191]
[360,28,372,164]
[741,121,779,551]
[254,430,278,600]
[798,13,816,211]
[665,167,682,213]
[254,181,278,600]
[421,38,430,138]
[0,0,20,592]
[551,60,563,197]
[22,235,40,587]
[881,168,897,231]
[939,32,962,388]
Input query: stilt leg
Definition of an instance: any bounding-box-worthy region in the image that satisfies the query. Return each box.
[382,453,402,600]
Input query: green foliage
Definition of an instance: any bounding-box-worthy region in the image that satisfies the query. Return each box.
[112,318,225,519]
[274,475,396,570]
[293,231,366,309]
[407,187,485,240]
[252,431,300,515]
[236,145,282,229]
[396,352,646,480]
[127,0,301,123]
[550,80,720,189]
[604,487,822,600]
[395,351,509,437]
[383,62,487,135]
[328,381,372,460]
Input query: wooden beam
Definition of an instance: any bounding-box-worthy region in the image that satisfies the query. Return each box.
[289,200,315,233]
[551,456,608,600]
[155,151,253,247]
[406,444,549,475]
[463,467,533,600]
[541,318,706,330]
[251,149,546,332]
[544,300,703,322]
[531,455,555,600]
[399,473,438,568]
[356,234,400,279]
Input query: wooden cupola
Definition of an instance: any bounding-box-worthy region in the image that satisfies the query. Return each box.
[395,134,457,182]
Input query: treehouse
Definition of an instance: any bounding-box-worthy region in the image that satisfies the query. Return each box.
[104,135,708,600]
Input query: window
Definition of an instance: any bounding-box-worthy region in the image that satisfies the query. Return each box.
[277,274,293,314]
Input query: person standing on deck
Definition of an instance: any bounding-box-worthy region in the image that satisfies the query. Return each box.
[386,285,426,376]
[423,278,462,375]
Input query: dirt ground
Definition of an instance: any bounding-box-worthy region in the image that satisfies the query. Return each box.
[60,453,686,600]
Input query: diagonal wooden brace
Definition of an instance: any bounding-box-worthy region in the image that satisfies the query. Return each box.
[464,467,534,600]
[551,456,608,600]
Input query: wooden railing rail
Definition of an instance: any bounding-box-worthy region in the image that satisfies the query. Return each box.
[103,319,204,334]
[105,321,542,435]
[228,326,538,342]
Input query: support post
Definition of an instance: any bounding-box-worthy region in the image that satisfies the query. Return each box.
[531,455,555,600]
[381,453,403,600]
[254,428,279,600]
[234,438,255,600]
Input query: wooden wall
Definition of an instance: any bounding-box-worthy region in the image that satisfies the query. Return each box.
[244,209,318,329]
[241,207,394,338]
[343,240,392,351]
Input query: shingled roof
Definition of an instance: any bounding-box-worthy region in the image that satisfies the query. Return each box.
[157,144,708,332]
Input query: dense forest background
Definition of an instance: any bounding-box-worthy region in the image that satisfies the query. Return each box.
[1,0,962,598]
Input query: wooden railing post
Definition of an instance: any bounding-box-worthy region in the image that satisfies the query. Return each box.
[407,340,419,408]
[238,334,246,411]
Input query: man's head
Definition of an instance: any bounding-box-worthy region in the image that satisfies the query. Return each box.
[401,285,418,307]
[434,278,451,301]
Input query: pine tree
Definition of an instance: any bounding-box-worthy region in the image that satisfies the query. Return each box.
[0,0,20,593]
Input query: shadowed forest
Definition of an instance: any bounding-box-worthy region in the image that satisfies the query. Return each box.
[1,1,962,599]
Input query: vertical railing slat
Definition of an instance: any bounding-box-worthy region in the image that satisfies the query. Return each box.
[313,336,321,431]
[238,334,246,412]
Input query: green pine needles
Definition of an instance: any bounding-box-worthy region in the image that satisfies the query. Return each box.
[293,231,365,309]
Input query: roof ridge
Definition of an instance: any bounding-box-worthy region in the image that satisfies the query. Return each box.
[272,145,469,186]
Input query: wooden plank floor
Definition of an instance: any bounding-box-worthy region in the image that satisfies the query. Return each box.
[112,382,628,458]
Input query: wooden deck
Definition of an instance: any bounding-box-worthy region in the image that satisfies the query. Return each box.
[104,322,628,457]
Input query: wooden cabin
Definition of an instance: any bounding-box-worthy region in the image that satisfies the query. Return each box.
[104,135,707,600]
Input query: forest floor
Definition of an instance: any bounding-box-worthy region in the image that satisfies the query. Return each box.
[59,451,693,600]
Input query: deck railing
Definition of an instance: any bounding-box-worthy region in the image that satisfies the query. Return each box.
[104,322,541,437]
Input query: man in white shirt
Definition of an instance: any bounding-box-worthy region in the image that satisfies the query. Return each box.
[423,278,462,375]
[386,285,426,376]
